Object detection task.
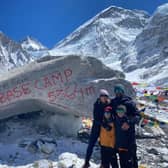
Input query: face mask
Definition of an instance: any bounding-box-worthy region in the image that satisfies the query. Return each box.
[104,112,111,119]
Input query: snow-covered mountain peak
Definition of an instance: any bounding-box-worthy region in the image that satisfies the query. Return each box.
[0,32,33,73]
[145,3,168,29]
[121,3,168,85]
[0,31,12,44]
[54,6,149,47]
[97,6,149,23]
[155,3,168,16]
[21,36,47,51]
[50,6,149,70]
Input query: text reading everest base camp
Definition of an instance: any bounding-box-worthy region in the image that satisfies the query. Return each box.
[0,68,95,105]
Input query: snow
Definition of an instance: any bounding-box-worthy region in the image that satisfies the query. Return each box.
[57,153,98,168]
[125,68,147,82]
[0,32,34,72]
[155,3,168,16]
[121,2,168,86]
[101,58,122,71]
[148,69,168,83]
[153,147,168,155]
[0,110,168,168]
[50,5,148,71]
[0,114,98,168]
[116,27,142,42]
[21,37,47,51]
[123,52,168,85]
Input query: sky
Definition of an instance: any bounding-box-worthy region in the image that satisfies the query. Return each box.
[0,0,168,48]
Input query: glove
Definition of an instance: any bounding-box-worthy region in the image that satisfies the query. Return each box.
[102,122,112,131]
[106,125,112,131]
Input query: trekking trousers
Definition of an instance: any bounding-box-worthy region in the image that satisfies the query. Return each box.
[101,146,119,168]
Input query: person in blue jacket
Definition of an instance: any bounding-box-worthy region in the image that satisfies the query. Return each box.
[111,84,140,168]
[82,89,116,168]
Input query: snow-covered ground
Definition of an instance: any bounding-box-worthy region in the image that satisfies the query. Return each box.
[0,111,168,168]
[0,112,98,168]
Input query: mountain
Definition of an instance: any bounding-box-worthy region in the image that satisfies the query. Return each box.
[50,6,149,70]
[0,33,50,73]
[122,3,168,86]
[21,36,49,58]
[21,36,47,51]
[0,32,33,73]
[1,4,168,86]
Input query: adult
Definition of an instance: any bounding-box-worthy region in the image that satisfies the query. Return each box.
[111,84,139,168]
[82,89,113,168]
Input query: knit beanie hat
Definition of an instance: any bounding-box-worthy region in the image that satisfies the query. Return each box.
[99,89,109,97]
[114,84,125,94]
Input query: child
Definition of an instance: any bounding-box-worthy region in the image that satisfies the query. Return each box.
[115,105,135,168]
[99,106,118,168]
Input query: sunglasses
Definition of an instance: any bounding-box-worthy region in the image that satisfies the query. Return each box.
[116,108,125,113]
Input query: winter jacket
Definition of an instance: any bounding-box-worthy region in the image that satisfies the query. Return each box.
[115,115,135,150]
[99,105,116,148]
[99,122,115,148]
[85,99,109,163]
[112,95,139,168]
[111,95,140,126]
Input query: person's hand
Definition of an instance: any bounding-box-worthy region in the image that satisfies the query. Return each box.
[102,122,112,131]
[122,122,130,130]
[107,98,111,104]
[105,125,112,131]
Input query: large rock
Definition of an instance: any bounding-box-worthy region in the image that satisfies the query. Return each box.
[0,55,135,120]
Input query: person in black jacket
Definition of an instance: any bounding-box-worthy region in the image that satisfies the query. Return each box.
[115,105,135,168]
[82,89,112,168]
[111,84,140,168]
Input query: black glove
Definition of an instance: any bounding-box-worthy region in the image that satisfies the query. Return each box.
[102,122,112,131]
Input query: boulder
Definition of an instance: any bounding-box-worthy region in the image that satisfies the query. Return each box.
[0,55,135,119]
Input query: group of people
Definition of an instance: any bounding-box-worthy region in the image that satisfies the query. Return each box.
[82,84,140,168]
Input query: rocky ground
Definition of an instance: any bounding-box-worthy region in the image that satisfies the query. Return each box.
[0,111,168,168]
